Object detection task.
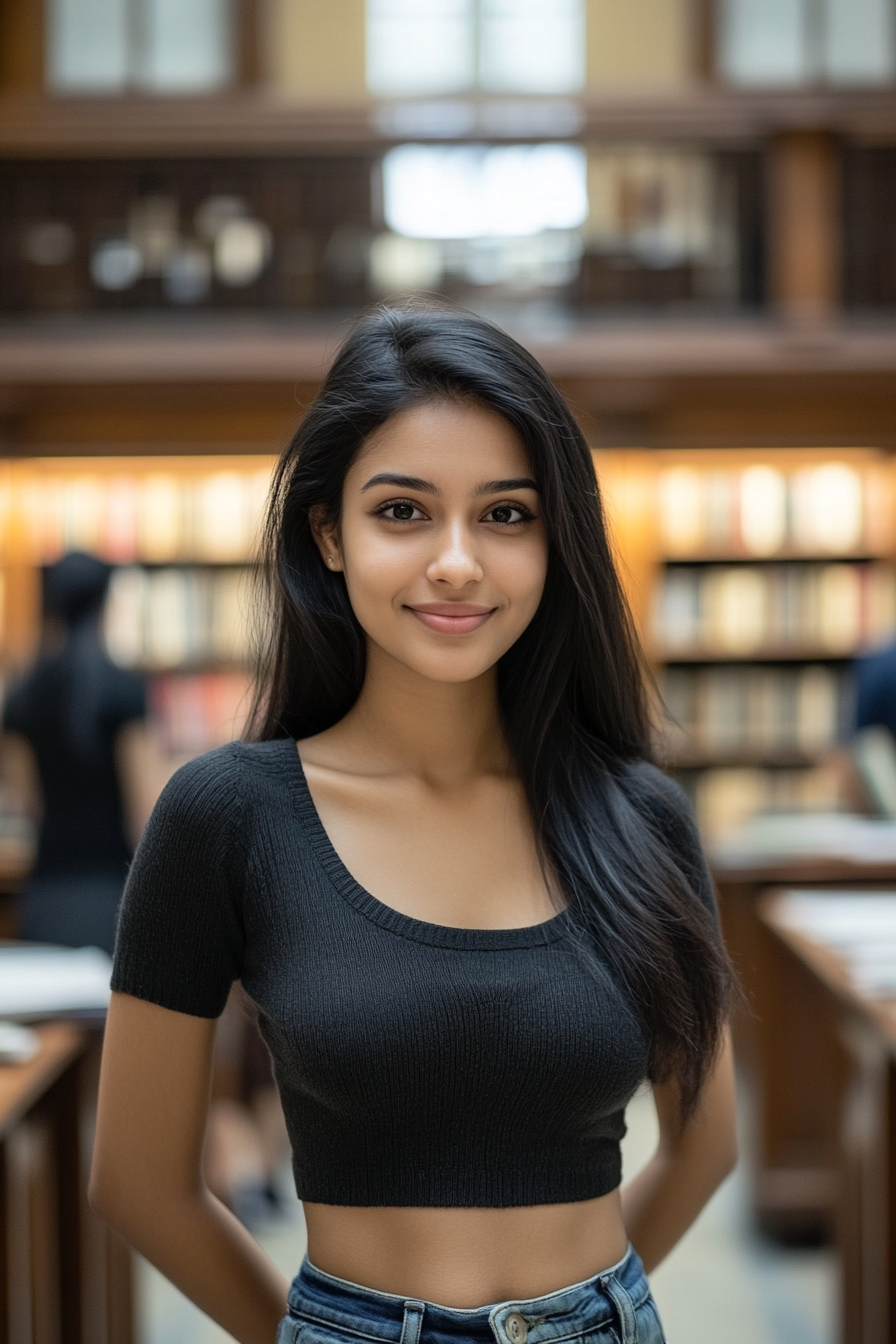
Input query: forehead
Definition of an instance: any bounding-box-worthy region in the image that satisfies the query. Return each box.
[349,401,532,487]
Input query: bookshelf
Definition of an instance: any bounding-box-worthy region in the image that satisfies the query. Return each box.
[0,454,276,757]
[1,446,893,843]
[596,447,896,843]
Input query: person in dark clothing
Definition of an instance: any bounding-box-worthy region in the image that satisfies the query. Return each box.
[855,638,896,739]
[3,551,148,954]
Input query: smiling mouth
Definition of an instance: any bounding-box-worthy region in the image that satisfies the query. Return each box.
[406,604,496,635]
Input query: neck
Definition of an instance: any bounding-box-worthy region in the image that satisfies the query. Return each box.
[339,641,509,785]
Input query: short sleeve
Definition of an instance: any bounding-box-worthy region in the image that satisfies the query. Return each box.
[627,761,720,931]
[111,744,246,1017]
[103,664,147,732]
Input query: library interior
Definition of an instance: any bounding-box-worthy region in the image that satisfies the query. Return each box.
[1,2,896,1343]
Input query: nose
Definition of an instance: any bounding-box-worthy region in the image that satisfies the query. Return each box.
[426,519,483,587]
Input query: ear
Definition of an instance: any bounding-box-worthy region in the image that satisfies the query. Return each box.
[309,504,344,573]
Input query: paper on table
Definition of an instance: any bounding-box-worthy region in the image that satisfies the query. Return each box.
[0,944,112,1019]
[714,813,896,865]
[775,890,896,997]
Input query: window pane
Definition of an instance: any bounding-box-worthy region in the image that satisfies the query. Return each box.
[367,0,474,95]
[825,0,895,83]
[479,0,585,93]
[140,0,232,91]
[382,143,587,238]
[48,0,129,90]
[719,0,810,85]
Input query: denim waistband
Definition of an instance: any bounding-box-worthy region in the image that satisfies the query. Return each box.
[286,1247,653,1344]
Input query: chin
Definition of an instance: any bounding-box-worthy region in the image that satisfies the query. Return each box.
[394,646,501,684]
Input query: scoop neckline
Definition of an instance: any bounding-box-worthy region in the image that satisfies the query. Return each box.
[283,738,569,951]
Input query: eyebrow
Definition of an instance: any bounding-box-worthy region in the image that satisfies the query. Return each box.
[360,472,539,496]
[475,477,538,496]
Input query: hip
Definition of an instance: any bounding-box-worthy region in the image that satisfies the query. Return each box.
[278,1249,666,1344]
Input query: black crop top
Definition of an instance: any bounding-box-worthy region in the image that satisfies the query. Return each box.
[112,739,719,1208]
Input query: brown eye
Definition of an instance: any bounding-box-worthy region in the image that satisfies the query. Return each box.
[376,499,426,522]
[487,504,530,525]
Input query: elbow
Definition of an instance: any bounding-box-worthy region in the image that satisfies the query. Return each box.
[88,1163,122,1228]
[88,1154,143,1234]
[712,1128,739,1187]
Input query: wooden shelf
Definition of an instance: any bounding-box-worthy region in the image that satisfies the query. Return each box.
[1,87,896,156]
[142,661,249,674]
[655,647,857,663]
[662,552,890,565]
[669,748,822,769]
[2,315,896,390]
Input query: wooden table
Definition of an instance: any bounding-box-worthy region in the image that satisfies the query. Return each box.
[761,890,896,1344]
[714,854,896,1241]
[0,1021,134,1344]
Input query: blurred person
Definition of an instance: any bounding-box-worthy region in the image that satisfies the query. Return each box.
[841,638,896,817]
[92,306,737,1344]
[854,637,896,742]
[1,551,157,954]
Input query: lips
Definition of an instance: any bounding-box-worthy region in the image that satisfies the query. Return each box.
[406,603,496,635]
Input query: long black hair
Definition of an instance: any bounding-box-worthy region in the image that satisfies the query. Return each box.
[247,303,731,1117]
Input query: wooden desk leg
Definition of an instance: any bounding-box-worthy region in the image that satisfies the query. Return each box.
[839,1015,896,1344]
[721,880,841,1238]
[2,1109,63,1344]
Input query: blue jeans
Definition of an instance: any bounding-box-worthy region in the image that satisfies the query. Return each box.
[278,1249,666,1344]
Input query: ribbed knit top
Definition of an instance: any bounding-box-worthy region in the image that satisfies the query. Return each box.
[112,738,718,1208]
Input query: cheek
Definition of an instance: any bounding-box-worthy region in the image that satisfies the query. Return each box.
[491,538,548,615]
[340,533,417,620]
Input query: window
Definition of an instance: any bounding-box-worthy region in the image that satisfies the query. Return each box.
[373,143,587,293]
[48,0,233,93]
[382,143,588,237]
[719,0,896,86]
[366,0,585,96]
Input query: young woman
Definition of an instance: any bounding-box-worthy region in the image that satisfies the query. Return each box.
[91,305,736,1344]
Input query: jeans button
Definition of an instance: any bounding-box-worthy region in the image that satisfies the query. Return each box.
[506,1314,527,1344]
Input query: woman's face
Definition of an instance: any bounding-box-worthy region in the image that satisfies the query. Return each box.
[313,400,549,685]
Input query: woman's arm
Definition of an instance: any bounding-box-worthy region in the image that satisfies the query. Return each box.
[90,991,288,1344]
[0,730,41,824]
[620,1027,737,1273]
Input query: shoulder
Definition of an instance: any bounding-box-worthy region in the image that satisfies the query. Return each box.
[158,738,295,820]
[101,659,147,718]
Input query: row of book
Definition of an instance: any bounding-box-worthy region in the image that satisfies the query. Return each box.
[686,764,843,843]
[6,465,273,565]
[149,672,252,757]
[104,565,254,669]
[660,664,849,759]
[657,461,889,559]
[653,562,896,657]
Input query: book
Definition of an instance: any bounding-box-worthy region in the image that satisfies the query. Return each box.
[653,562,896,657]
[657,460,874,558]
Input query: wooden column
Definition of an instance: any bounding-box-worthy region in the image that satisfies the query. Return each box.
[0,0,44,94]
[768,130,841,322]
